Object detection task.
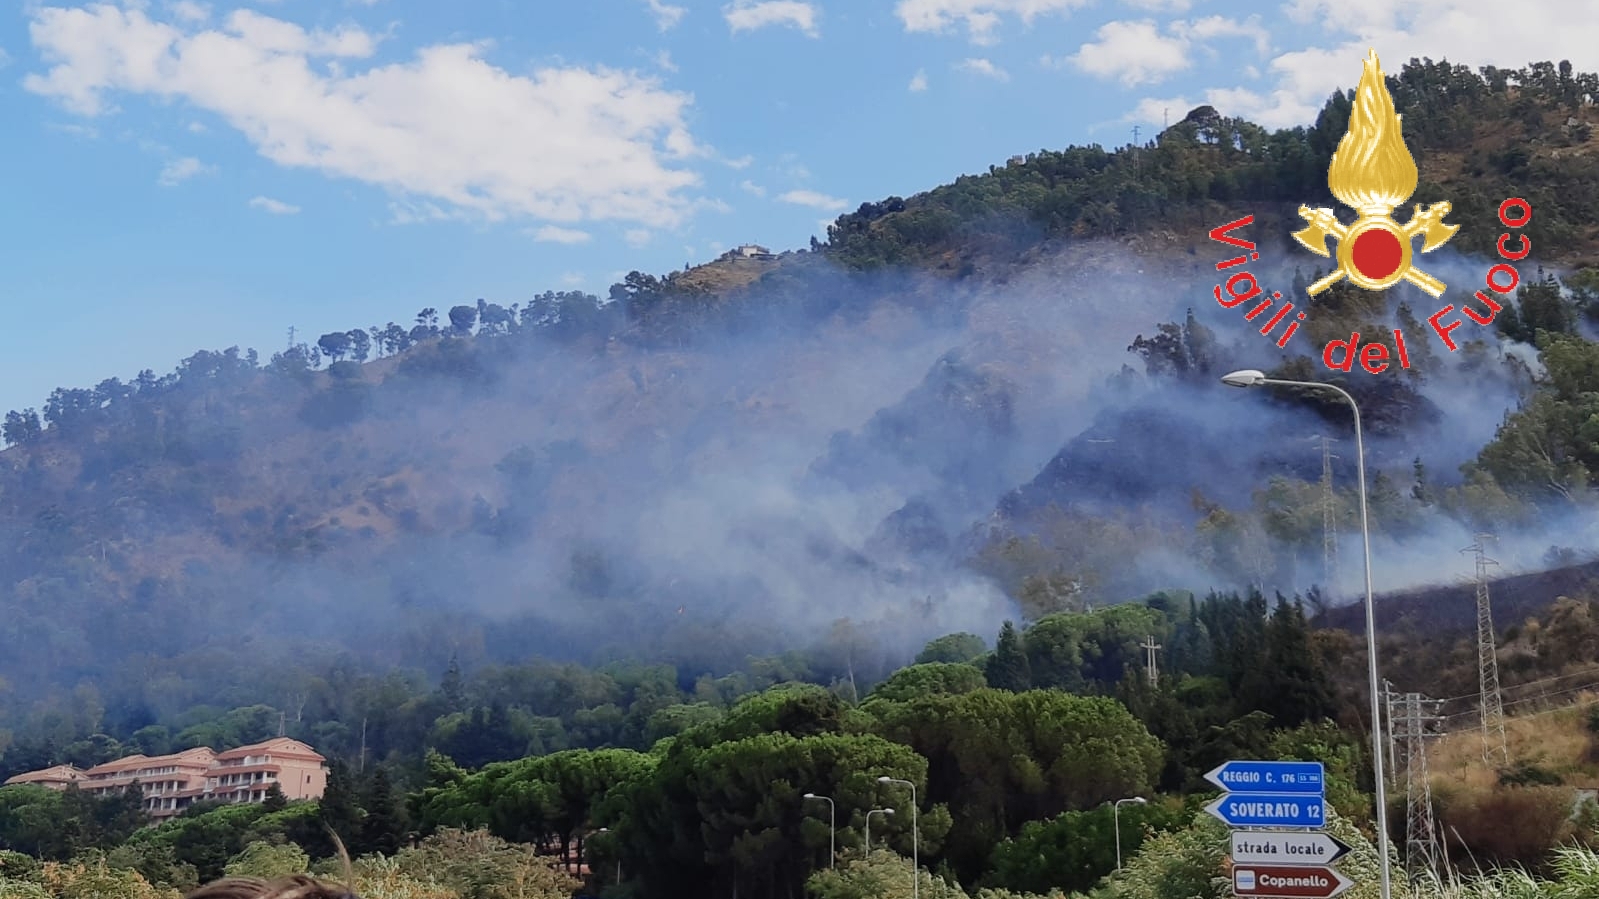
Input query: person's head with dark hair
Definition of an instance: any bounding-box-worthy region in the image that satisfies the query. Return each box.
[183,831,358,899]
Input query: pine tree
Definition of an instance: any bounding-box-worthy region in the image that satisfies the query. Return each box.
[1412,456,1433,505]
[359,768,406,857]
[1258,596,1335,727]
[318,759,363,851]
[986,621,1032,691]
[440,654,466,712]
[262,782,287,812]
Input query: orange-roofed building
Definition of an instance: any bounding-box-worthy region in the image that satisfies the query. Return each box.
[2,738,328,820]
[82,747,217,818]
[204,738,327,811]
[3,764,88,789]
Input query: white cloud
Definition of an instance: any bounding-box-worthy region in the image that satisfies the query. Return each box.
[725,154,754,169]
[739,179,766,196]
[775,154,810,180]
[560,271,586,286]
[157,155,211,185]
[1122,0,1191,10]
[533,225,592,244]
[0,48,10,69]
[1067,20,1189,86]
[956,58,1010,81]
[1175,15,1269,57]
[895,0,1092,44]
[248,195,299,214]
[26,5,706,229]
[1063,16,1269,87]
[777,188,847,211]
[625,228,652,246]
[47,121,98,138]
[909,69,928,91]
[168,1,209,22]
[186,120,206,132]
[644,0,687,31]
[724,1,820,37]
[1162,0,1599,130]
[652,49,678,72]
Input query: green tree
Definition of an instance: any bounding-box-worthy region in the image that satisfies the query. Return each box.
[866,663,986,704]
[317,759,363,850]
[985,622,1031,692]
[223,840,310,879]
[360,767,407,857]
[915,633,987,665]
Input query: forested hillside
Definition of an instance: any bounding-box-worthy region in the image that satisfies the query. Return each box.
[8,56,1599,898]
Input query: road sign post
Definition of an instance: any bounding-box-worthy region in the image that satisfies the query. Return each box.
[1206,793,1326,828]
[1206,761,1326,794]
[1231,831,1352,866]
[1208,759,1356,899]
[1233,865,1353,899]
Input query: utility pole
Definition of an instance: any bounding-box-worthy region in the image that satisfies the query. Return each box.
[358,716,368,773]
[1164,108,1169,129]
[287,326,296,350]
[1131,125,1141,180]
[1139,635,1161,687]
[1463,535,1508,766]
[1392,691,1444,880]
[1382,678,1398,785]
[278,711,286,737]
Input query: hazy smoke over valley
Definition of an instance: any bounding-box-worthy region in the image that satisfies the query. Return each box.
[1,219,1584,702]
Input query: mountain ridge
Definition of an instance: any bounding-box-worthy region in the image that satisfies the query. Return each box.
[3,57,1599,714]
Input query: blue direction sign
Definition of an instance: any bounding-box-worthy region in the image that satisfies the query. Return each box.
[1205,760,1325,794]
[1205,793,1326,828]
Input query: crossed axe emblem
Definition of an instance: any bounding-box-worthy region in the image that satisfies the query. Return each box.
[1292,201,1458,297]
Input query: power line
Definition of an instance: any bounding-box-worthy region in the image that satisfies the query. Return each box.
[1432,666,1599,707]
[1436,677,1599,729]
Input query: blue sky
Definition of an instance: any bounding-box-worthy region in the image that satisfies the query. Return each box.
[0,0,1587,416]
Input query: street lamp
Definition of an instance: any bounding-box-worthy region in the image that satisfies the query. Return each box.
[865,807,894,852]
[1113,797,1146,871]
[1221,368,1392,899]
[593,828,620,885]
[879,776,919,899]
[803,792,836,868]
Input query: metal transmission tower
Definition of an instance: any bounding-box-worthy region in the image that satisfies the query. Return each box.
[1462,534,1508,766]
[1391,691,1445,878]
[1139,635,1161,687]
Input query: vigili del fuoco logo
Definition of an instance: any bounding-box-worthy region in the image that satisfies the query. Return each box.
[1292,48,1458,299]
[1207,48,1533,374]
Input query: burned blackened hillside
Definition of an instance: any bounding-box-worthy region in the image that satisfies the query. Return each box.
[809,349,1020,541]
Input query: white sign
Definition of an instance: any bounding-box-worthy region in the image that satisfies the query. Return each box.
[1230,831,1352,866]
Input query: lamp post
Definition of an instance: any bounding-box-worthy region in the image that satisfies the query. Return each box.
[593,827,620,885]
[1113,796,1147,871]
[865,807,893,852]
[592,828,621,885]
[803,792,836,868]
[1221,368,1392,899]
[879,776,919,899]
